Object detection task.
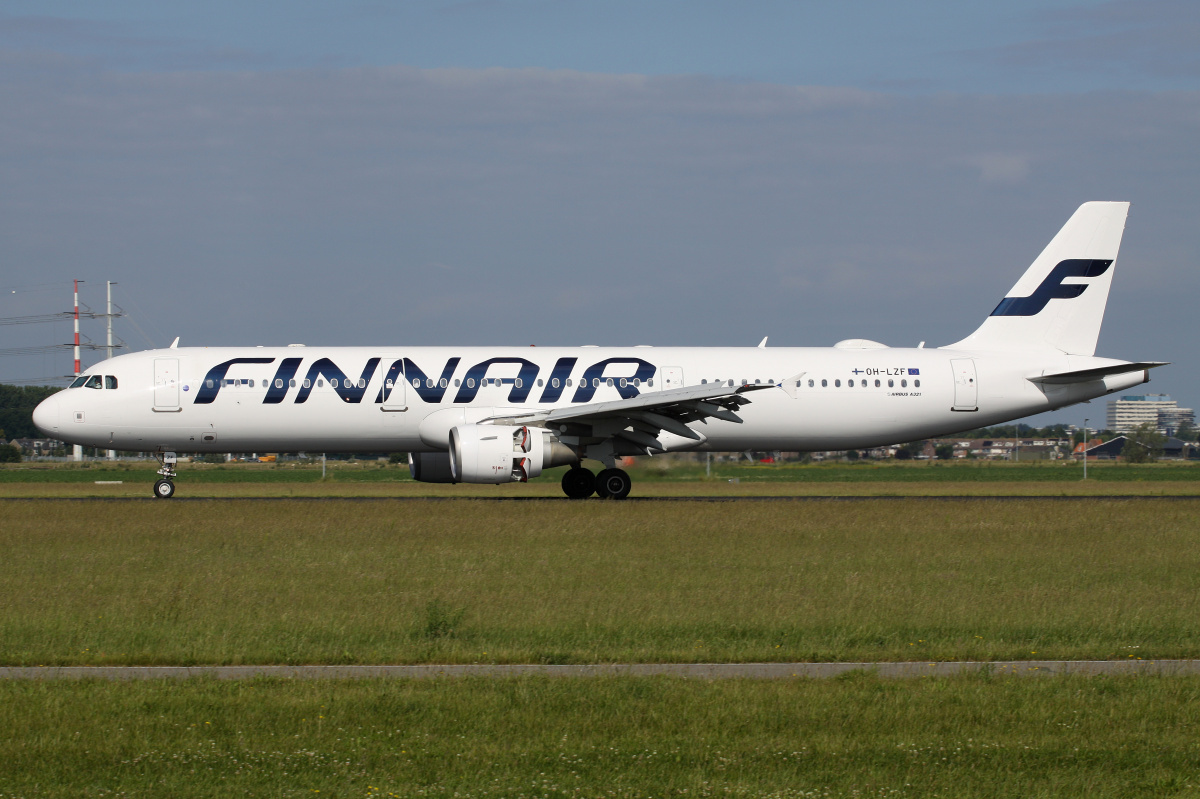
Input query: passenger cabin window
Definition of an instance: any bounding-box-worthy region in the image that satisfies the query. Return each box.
[808,379,814,387]
[105,376,118,389]
[821,379,827,387]
[914,379,921,388]
[874,379,880,387]
[84,375,103,389]
[861,379,867,387]
[901,379,907,387]
[835,379,841,387]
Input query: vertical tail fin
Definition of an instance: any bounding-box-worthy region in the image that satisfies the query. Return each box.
[945,201,1129,355]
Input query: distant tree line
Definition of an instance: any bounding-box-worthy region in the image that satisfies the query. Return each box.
[956,423,1074,440]
[0,384,62,440]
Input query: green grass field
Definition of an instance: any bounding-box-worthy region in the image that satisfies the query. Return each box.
[3,498,1198,666]
[1,459,1199,498]
[3,674,1199,797]
[6,492,1200,796]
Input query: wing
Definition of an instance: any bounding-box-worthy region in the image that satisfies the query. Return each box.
[483,381,781,454]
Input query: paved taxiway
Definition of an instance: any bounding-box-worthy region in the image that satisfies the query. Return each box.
[3,661,1196,680]
[7,496,1200,503]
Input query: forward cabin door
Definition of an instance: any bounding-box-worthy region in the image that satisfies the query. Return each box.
[153,358,180,411]
[950,358,978,412]
[662,366,684,391]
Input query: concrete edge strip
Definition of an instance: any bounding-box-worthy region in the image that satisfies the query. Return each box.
[1,661,1196,680]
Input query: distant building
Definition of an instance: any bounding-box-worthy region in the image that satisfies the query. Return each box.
[1106,394,1195,435]
[8,438,63,457]
[1083,436,1196,460]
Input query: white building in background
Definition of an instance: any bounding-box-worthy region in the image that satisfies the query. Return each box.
[1106,394,1195,435]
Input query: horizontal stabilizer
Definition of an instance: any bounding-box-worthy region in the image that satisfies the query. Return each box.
[1028,362,1168,385]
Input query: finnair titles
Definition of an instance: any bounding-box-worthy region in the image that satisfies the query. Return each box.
[34,202,1165,499]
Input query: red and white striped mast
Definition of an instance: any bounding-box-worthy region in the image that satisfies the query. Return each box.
[73,279,81,377]
[71,279,84,462]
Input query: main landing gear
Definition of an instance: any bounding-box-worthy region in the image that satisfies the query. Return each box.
[153,451,178,499]
[560,465,632,500]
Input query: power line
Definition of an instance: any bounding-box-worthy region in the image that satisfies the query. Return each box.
[2,375,72,386]
[0,312,105,326]
[0,343,110,358]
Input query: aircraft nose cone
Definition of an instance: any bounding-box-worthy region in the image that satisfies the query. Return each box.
[32,394,60,435]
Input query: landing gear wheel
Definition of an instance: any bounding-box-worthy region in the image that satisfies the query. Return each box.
[561,467,596,499]
[153,479,176,499]
[595,468,632,500]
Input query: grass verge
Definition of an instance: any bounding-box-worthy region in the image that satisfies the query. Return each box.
[2,674,1198,797]
[2,498,1198,665]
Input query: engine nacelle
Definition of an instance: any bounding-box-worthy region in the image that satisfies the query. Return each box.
[449,425,576,484]
[408,452,457,483]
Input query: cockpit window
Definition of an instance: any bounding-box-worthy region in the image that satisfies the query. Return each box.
[84,375,103,389]
[69,375,89,388]
[105,375,118,389]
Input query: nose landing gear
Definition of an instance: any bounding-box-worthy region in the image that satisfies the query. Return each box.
[153,451,178,499]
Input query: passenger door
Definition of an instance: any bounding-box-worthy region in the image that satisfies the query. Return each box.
[951,359,978,412]
[378,355,407,412]
[153,358,180,411]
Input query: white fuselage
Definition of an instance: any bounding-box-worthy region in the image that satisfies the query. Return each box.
[33,344,1146,454]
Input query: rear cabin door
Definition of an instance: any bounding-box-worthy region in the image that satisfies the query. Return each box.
[950,358,978,412]
[661,366,684,391]
[153,358,180,410]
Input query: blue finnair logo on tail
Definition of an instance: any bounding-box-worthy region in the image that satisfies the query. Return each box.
[990,259,1112,317]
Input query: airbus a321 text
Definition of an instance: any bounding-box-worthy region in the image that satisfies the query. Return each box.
[34,202,1165,499]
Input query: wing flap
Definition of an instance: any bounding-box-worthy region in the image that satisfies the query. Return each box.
[482,381,775,452]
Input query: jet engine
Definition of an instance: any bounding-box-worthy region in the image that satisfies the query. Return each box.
[408,452,457,483]
[448,424,576,484]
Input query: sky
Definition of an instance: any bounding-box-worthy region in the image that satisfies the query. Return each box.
[1,1,1197,429]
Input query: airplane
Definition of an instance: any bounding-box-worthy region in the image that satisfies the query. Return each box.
[32,201,1164,500]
